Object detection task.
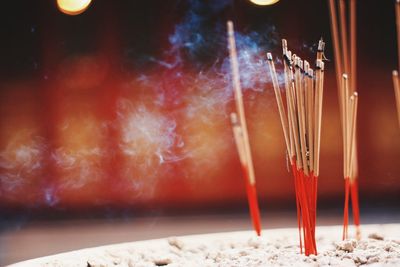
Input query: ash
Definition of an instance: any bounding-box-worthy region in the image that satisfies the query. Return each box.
[14,224,400,267]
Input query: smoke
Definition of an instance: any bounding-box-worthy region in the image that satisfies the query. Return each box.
[0,0,282,209]
[51,115,107,190]
[0,130,46,192]
[117,99,185,181]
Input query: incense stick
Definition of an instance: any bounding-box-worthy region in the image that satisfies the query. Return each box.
[314,60,324,177]
[227,21,256,185]
[231,113,247,166]
[350,0,357,94]
[266,53,291,154]
[396,0,400,70]
[268,39,326,256]
[393,71,400,127]
[227,21,262,236]
[339,0,350,76]
[394,1,400,128]
[348,93,358,178]
[328,0,344,115]
[328,0,361,239]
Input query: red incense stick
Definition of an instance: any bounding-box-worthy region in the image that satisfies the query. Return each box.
[343,178,350,240]
[267,45,325,255]
[329,0,361,240]
[350,179,361,239]
[228,21,262,236]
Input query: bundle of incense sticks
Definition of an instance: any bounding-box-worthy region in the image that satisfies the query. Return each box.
[328,0,361,240]
[393,0,400,128]
[227,21,262,236]
[266,39,325,256]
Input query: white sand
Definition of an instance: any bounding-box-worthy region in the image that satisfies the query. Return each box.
[9,224,400,267]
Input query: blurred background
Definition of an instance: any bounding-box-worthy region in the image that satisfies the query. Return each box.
[0,0,399,265]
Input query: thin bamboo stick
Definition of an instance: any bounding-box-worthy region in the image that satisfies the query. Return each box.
[227,21,256,185]
[343,74,350,179]
[295,58,309,175]
[350,0,357,94]
[267,53,291,154]
[396,0,400,70]
[282,40,295,158]
[307,68,315,172]
[339,0,350,76]
[392,71,400,127]
[231,113,247,166]
[349,0,359,182]
[287,55,303,168]
[328,0,344,123]
[314,61,325,177]
[227,21,261,237]
[348,93,358,178]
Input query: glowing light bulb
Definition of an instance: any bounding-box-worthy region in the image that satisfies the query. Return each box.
[249,0,280,6]
[57,0,92,15]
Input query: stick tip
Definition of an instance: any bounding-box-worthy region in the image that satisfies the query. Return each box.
[350,92,358,100]
[298,59,304,69]
[267,52,273,60]
[318,39,325,52]
[230,112,238,124]
[308,68,314,77]
[282,39,288,56]
[393,70,399,76]
[227,21,234,34]
[342,73,348,79]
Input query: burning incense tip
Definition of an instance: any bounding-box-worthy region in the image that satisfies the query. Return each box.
[267,52,273,61]
[342,73,348,79]
[393,70,399,77]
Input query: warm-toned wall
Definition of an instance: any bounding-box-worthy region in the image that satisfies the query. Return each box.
[0,0,399,214]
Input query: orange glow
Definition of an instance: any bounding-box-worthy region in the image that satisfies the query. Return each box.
[56,0,92,15]
[249,0,280,6]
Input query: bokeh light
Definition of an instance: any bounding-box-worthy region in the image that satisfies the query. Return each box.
[56,0,92,15]
[249,0,280,6]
